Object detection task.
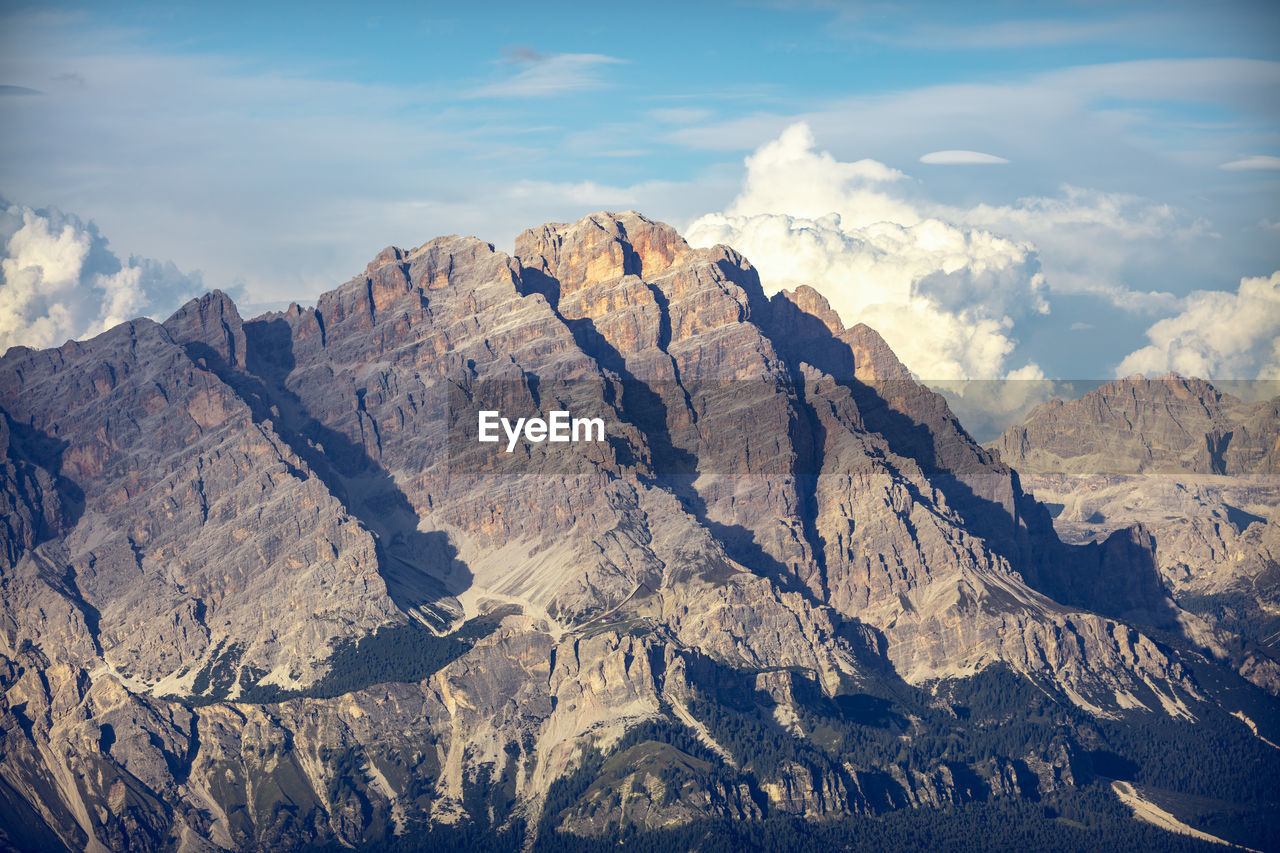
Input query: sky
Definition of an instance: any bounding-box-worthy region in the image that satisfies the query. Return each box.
[1,1,1278,431]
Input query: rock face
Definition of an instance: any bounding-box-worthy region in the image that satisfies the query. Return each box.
[991,375,1280,476]
[1,212,1277,852]
[989,375,1280,695]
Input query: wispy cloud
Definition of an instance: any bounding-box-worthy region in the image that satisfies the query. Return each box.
[0,85,41,96]
[649,107,712,124]
[667,58,1280,151]
[920,149,1009,165]
[1220,155,1280,171]
[470,50,624,98]
[888,17,1144,49]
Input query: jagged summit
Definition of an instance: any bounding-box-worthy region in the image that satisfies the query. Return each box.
[1,212,1277,851]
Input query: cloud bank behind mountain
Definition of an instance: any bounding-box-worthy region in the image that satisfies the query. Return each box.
[0,199,201,353]
[1117,271,1280,381]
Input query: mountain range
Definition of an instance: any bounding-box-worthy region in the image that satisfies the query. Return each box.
[1,212,1276,852]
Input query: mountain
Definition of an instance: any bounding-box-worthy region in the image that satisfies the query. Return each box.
[1,212,1277,852]
[991,375,1280,477]
[989,375,1280,697]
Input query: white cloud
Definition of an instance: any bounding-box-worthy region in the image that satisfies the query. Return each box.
[666,59,1280,154]
[0,199,201,353]
[659,60,1278,318]
[1115,271,1280,380]
[954,186,1205,312]
[962,186,1185,238]
[919,150,1010,165]
[722,123,918,228]
[686,123,1047,384]
[1220,155,1280,171]
[470,52,624,98]
[684,121,1276,433]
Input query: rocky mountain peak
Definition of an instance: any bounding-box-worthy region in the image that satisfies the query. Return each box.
[2,212,1277,852]
[779,284,844,334]
[515,210,692,298]
[162,289,246,370]
[364,244,408,276]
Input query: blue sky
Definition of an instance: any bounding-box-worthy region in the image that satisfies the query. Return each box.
[1,0,1278,415]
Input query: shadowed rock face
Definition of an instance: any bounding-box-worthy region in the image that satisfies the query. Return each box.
[0,212,1276,851]
[988,374,1280,695]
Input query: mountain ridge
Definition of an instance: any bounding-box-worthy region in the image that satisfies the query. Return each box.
[990,373,1280,477]
[0,211,1276,852]
[986,372,1280,704]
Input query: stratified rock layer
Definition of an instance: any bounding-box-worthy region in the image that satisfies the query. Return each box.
[991,375,1280,476]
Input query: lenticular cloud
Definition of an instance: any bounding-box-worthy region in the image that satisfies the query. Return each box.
[0,199,201,353]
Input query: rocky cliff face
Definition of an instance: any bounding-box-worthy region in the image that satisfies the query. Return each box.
[991,375,1280,477]
[989,376,1280,696]
[2,212,1277,852]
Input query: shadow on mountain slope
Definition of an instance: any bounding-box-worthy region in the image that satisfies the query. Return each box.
[172,312,470,631]
[518,264,814,599]
[754,271,1177,630]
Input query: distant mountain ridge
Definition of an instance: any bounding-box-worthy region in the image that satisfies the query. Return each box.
[990,374,1280,476]
[1,212,1277,852]
[987,373,1280,713]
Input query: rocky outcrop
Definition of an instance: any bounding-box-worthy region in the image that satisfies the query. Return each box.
[991,375,1280,476]
[0,316,400,696]
[990,376,1280,695]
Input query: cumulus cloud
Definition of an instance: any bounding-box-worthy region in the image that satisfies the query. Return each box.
[919,150,1010,165]
[1220,155,1280,171]
[955,185,1206,313]
[680,122,1268,432]
[686,123,1046,384]
[722,124,919,228]
[0,199,201,353]
[1116,271,1280,380]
